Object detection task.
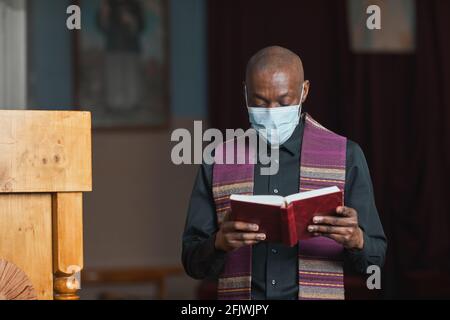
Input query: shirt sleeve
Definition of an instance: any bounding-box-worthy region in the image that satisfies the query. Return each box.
[181,163,226,280]
[344,141,387,273]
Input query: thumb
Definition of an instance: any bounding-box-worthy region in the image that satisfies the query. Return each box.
[222,210,231,223]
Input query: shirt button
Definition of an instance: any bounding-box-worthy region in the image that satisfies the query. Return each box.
[271,280,277,286]
[271,248,278,254]
[273,188,279,194]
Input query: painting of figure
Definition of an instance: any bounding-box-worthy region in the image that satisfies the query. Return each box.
[77,0,169,128]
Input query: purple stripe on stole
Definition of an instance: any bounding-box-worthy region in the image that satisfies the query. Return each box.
[212,165,254,186]
[298,237,344,259]
[302,128,346,167]
[221,245,252,276]
[213,138,255,185]
[299,274,344,283]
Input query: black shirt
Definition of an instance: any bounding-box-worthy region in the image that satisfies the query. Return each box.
[182,118,387,300]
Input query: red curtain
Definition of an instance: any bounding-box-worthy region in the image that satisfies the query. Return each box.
[207,0,450,298]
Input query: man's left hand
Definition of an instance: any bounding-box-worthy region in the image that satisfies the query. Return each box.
[308,206,364,250]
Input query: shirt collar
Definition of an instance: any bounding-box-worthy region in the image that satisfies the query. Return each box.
[279,116,304,156]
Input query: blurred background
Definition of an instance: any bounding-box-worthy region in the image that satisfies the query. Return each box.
[0,0,449,299]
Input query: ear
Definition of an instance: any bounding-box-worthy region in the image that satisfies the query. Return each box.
[243,81,249,107]
[301,80,311,103]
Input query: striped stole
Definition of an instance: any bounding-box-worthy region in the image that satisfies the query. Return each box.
[212,113,347,300]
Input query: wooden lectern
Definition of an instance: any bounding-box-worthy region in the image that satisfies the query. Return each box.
[0,110,92,300]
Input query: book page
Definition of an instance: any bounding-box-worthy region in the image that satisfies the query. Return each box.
[230,194,285,207]
[284,186,340,204]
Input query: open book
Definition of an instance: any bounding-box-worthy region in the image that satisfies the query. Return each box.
[230,186,342,246]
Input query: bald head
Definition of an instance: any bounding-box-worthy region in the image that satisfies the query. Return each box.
[246,46,304,83]
[245,46,309,109]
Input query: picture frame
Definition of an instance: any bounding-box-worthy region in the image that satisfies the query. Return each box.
[73,0,170,130]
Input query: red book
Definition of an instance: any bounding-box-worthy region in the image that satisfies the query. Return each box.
[229,186,343,247]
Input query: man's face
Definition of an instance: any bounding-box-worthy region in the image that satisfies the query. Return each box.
[246,68,308,109]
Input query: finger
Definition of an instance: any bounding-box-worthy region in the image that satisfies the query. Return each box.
[223,211,231,223]
[227,232,266,241]
[308,225,349,235]
[223,221,259,232]
[313,216,356,227]
[336,206,356,217]
[318,233,347,245]
[228,240,259,247]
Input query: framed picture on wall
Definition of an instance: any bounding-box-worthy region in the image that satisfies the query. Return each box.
[347,0,416,53]
[75,0,169,129]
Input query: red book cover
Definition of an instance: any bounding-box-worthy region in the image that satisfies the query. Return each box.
[229,187,343,247]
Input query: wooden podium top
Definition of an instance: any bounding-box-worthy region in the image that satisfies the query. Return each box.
[0,110,92,193]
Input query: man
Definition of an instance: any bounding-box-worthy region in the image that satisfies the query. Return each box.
[182,46,386,300]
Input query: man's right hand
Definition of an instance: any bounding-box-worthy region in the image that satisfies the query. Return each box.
[214,218,266,252]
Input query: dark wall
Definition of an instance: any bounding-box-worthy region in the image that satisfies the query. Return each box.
[207,0,450,298]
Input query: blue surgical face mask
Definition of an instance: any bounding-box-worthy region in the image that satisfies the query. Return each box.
[246,83,305,146]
